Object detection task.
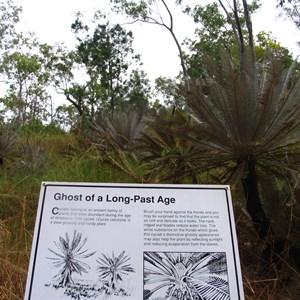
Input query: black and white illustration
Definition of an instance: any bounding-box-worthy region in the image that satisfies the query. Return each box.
[46,230,96,287]
[143,251,230,300]
[96,250,135,297]
[46,230,135,299]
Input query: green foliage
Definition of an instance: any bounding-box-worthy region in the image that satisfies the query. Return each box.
[0,34,53,125]
[255,31,293,66]
[277,0,300,30]
[119,69,151,114]
[0,0,22,50]
[183,2,239,77]
[53,104,78,131]
[154,76,185,108]
[110,0,149,19]
[183,1,283,78]
[67,15,149,116]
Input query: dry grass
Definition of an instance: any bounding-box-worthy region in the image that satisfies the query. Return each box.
[0,190,34,300]
[1,203,300,299]
[0,130,299,299]
[237,212,300,300]
[0,259,27,300]
[0,220,28,300]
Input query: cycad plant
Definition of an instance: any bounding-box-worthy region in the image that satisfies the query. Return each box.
[47,230,96,286]
[85,110,146,182]
[180,52,300,264]
[97,251,135,295]
[144,252,229,300]
[88,110,146,151]
[138,110,203,184]
[175,0,300,265]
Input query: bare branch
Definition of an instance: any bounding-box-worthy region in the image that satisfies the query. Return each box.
[218,0,241,55]
[242,0,256,64]
[162,0,174,31]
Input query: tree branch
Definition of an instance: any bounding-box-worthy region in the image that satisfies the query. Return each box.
[218,0,241,55]
[162,0,174,31]
[242,0,256,64]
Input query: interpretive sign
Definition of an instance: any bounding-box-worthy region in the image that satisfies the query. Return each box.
[24,182,244,300]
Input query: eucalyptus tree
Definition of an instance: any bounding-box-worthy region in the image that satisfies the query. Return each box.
[183,1,254,78]
[0,0,22,51]
[52,104,78,131]
[119,69,151,114]
[154,76,185,108]
[0,0,22,120]
[0,1,59,125]
[69,14,149,117]
[0,34,53,125]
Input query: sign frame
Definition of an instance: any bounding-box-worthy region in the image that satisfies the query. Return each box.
[24,182,244,300]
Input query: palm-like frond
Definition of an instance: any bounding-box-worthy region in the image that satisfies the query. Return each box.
[85,110,146,182]
[184,55,300,172]
[88,110,146,151]
[188,276,230,300]
[138,111,203,183]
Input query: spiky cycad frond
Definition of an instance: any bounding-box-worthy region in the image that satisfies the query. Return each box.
[89,110,146,151]
[183,54,300,181]
[137,110,204,183]
[84,110,146,181]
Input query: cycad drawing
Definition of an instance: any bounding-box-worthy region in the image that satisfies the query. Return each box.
[47,230,96,286]
[144,252,230,300]
[97,250,135,296]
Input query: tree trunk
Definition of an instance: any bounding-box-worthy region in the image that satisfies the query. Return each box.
[242,158,271,239]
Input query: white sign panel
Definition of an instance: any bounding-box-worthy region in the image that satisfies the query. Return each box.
[24,182,244,300]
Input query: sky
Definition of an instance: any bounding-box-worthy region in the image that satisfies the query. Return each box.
[13,0,300,82]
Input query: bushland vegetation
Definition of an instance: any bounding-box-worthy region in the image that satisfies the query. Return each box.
[1,0,300,299]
